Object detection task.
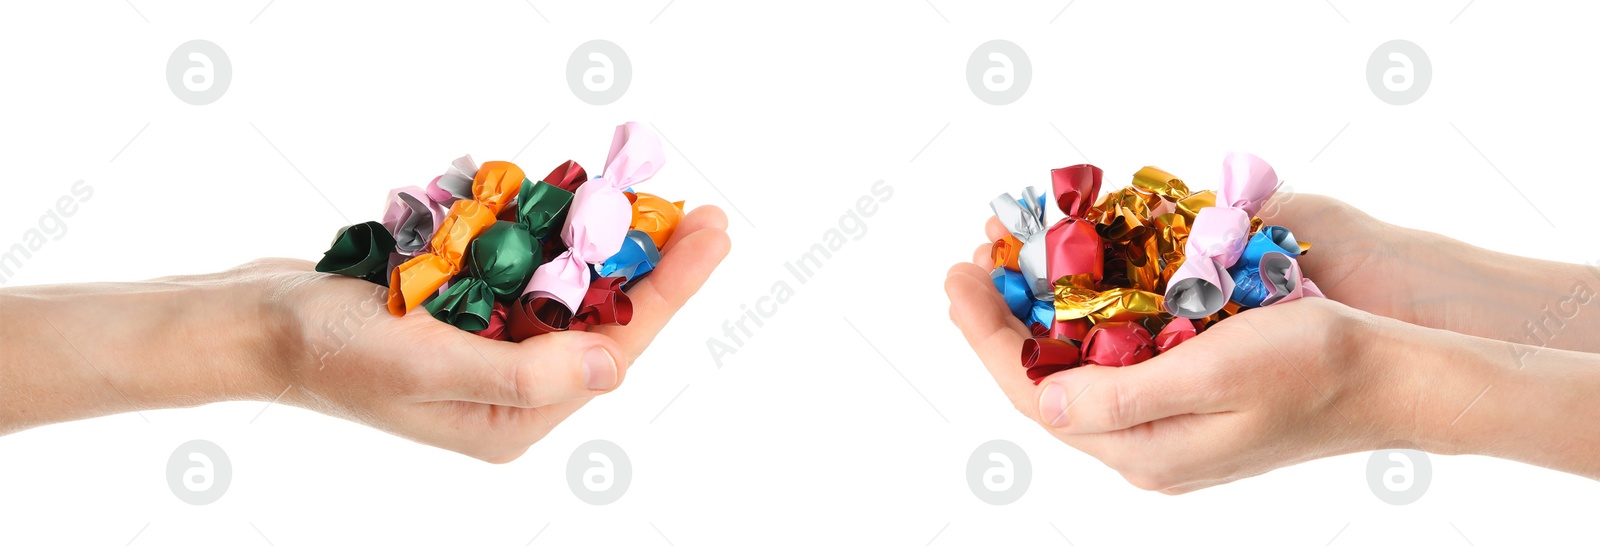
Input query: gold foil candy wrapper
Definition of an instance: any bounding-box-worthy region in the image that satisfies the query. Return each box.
[1053,280,1165,324]
[1130,166,1191,203]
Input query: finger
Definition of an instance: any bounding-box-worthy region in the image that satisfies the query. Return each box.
[405,400,561,463]
[422,328,628,408]
[661,205,729,255]
[945,263,1036,416]
[972,243,994,269]
[590,223,731,361]
[1035,341,1231,433]
[985,216,1008,243]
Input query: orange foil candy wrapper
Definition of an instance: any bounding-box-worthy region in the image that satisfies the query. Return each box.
[989,154,1328,383]
[312,122,685,341]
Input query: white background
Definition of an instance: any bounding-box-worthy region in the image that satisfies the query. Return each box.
[3,0,1599,544]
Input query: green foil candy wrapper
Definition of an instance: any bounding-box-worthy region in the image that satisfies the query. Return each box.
[314,221,397,286]
[517,179,574,240]
[467,221,540,301]
[423,278,495,331]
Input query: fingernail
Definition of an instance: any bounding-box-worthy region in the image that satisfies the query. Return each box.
[583,347,618,391]
[1038,383,1068,427]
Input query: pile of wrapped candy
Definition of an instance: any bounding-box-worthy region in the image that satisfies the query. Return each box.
[988,152,1325,383]
[312,122,684,341]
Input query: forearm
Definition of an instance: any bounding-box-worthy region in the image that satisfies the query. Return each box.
[1400,225,1600,353]
[0,274,282,434]
[1389,319,1600,479]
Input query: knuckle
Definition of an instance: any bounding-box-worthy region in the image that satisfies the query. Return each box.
[1095,381,1137,431]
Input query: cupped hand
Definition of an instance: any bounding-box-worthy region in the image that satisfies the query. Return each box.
[1256,193,1450,327]
[244,206,730,463]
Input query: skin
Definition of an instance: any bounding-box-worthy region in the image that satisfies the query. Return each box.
[947,194,1600,493]
[0,206,731,464]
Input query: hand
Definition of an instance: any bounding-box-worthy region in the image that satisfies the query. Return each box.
[252,205,731,463]
[1258,193,1600,353]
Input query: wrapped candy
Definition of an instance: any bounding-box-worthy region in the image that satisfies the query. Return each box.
[988,153,1328,383]
[1046,165,1105,288]
[598,230,661,285]
[629,192,685,250]
[314,221,396,285]
[311,121,685,341]
[990,187,1050,299]
[515,122,663,338]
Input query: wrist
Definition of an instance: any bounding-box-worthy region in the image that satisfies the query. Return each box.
[1367,318,1506,456]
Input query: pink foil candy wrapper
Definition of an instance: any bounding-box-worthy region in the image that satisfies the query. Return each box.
[1259,251,1324,305]
[382,185,444,256]
[524,122,665,311]
[1165,205,1251,319]
[1163,152,1282,319]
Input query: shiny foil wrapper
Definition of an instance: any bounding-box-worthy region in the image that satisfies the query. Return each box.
[313,122,685,341]
[990,154,1328,381]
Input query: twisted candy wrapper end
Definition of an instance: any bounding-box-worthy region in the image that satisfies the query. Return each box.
[506,276,635,341]
[525,122,665,312]
[425,155,478,207]
[629,192,685,250]
[1218,152,1281,218]
[381,186,443,256]
[1022,337,1082,384]
[599,230,662,284]
[1051,164,1102,218]
[991,234,1024,271]
[990,187,1051,301]
[1259,251,1324,305]
[315,221,396,285]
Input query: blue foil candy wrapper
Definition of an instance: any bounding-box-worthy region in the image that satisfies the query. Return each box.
[992,267,1055,327]
[598,229,661,285]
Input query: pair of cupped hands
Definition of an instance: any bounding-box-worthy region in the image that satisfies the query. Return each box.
[946,193,1577,493]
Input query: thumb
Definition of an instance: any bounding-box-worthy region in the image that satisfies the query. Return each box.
[426,329,628,408]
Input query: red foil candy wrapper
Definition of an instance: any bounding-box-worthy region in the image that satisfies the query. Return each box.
[505,276,635,341]
[1154,317,1197,353]
[475,302,512,341]
[1080,322,1156,367]
[1022,337,1083,384]
[1046,165,1105,287]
